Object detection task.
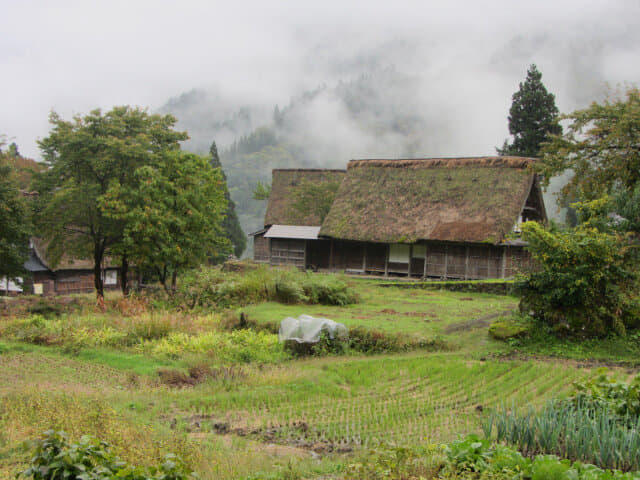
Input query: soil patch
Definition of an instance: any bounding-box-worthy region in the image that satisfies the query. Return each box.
[444,310,514,334]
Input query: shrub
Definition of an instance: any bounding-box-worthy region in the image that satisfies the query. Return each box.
[175,266,359,310]
[19,430,195,480]
[569,369,640,418]
[488,315,531,340]
[139,329,289,363]
[517,222,639,337]
[3,315,60,345]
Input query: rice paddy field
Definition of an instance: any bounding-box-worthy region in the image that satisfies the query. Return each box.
[0,277,629,479]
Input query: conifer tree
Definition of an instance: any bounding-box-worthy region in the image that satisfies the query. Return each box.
[209,141,246,259]
[498,64,562,157]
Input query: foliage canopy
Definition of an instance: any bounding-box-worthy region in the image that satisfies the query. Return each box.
[0,145,31,282]
[539,87,640,203]
[518,221,639,337]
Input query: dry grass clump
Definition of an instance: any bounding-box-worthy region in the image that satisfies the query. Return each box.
[158,364,245,387]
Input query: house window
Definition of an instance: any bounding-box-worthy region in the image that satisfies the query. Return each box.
[104,270,118,285]
[389,244,410,263]
[412,244,426,259]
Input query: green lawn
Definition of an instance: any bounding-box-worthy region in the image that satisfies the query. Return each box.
[243,281,517,335]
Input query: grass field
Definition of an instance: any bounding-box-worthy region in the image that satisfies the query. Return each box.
[0,277,625,479]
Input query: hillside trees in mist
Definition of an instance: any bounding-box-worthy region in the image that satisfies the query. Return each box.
[208,141,246,259]
[498,64,562,157]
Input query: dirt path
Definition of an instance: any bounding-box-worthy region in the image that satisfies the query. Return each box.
[444,309,514,333]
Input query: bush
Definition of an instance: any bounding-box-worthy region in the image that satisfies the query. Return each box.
[517,222,639,337]
[175,266,358,310]
[569,368,640,418]
[19,430,195,480]
[489,315,531,340]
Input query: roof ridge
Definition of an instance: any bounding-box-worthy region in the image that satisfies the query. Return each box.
[348,157,536,169]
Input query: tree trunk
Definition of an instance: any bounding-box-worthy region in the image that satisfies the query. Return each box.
[93,243,105,301]
[120,255,129,296]
[171,270,177,294]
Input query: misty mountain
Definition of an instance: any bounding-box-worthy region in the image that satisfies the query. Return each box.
[161,68,451,250]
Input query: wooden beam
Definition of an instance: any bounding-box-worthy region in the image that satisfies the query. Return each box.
[443,244,448,280]
[303,240,308,270]
[423,243,428,279]
[464,246,470,280]
[362,243,367,272]
[501,247,507,279]
[486,247,491,279]
[329,239,334,270]
[384,244,389,277]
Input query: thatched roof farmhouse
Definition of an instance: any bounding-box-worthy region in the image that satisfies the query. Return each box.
[251,157,546,279]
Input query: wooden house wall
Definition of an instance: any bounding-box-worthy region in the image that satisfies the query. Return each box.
[31,270,121,296]
[307,240,331,269]
[270,238,306,267]
[256,236,530,280]
[253,234,270,263]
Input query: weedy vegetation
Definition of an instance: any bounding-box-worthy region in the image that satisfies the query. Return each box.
[2,272,640,480]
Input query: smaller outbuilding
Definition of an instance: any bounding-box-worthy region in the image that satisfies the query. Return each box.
[22,238,121,295]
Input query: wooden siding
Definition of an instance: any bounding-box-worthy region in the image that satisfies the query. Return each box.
[270,238,306,267]
[253,234,270,263]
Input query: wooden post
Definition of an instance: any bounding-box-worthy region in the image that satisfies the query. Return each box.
[501,247,507,279]
[384,244,389,277]
[303,240,308,270]
[423,243,428,279]
[329,239,334,270]
[362,243,367,273]
[408,244,413,277]
[464,246,470,280]
[486,247,491,279]
[443,244,448,280]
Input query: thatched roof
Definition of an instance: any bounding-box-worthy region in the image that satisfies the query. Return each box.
[31,237,118,271]
[264,169,346,226]
[319,157,543,244]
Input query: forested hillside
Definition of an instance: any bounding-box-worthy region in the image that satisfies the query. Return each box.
[161,68,442,250]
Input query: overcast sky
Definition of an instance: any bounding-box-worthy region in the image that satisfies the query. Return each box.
[2,0,640,160]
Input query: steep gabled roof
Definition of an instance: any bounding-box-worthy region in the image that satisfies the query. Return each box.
[264,169,346,226]
[30,237,118,271]
[319,157,544,244]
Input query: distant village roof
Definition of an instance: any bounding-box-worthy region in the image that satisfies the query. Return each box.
[265,225,321,240]
[264,169,346,227]
[319,157,543,245]
[29,237,118,271]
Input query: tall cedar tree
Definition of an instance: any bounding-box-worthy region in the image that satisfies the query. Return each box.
[0,147,31,284]
[498,64,562,157]
[209,141,246,259]
[36,107,188,299]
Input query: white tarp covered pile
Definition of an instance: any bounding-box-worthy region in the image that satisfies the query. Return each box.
[279,314,348,344]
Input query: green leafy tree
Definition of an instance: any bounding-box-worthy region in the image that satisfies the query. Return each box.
[209,141,246,259]
[102,151,230,293]
[498,64,562,157]
[252,181,271,200]
[36,107,188,299]
[518,221,639,337]
[539,87,640,203]
[0,147,31,286]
